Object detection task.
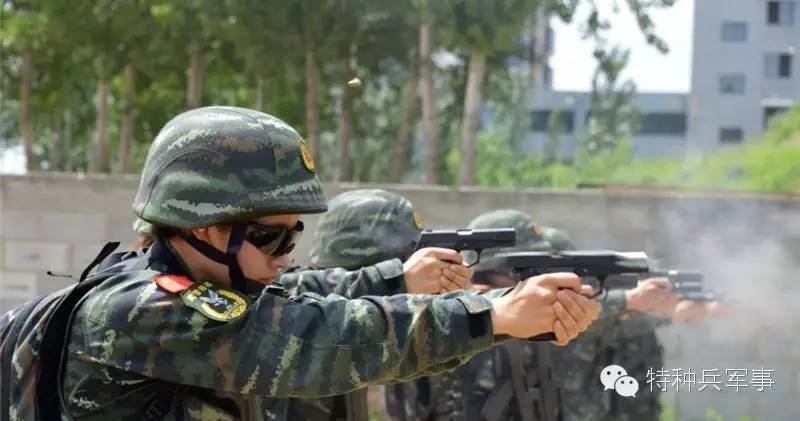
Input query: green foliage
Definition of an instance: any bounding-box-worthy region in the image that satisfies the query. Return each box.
[1,0,691,181]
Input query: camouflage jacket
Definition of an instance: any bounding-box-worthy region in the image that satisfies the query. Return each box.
[384,289,628,421]
[7,239,499,421]
[554,289,628,421]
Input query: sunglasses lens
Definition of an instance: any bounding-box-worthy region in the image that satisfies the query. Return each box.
[245,221,303,256]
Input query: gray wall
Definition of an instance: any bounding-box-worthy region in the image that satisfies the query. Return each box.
[2,173,800,419]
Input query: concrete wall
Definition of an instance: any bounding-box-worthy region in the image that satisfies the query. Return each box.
[2,173,800,418]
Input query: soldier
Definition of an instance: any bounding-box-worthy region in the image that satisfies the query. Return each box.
[400,210,678,421]
[602,286,722,420]
[1,107,599,420]
[272,188,465,420]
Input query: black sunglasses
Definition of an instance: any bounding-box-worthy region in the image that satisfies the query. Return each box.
[244,221,304,256]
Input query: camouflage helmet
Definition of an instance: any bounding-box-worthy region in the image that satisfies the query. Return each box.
[132,218,153,237]
[467,209,551,274]
[310,189,423,270]
[467,209,546,249]
[540,226,576,251]
[133,106,327,228]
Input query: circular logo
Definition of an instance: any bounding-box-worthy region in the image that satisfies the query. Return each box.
[413,211,424,230]
[300,142,316,172]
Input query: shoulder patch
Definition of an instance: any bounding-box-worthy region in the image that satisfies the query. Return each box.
[154,274,193,294]
[181,280,250,322]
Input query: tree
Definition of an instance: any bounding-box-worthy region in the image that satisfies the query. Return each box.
[582,46,639,153]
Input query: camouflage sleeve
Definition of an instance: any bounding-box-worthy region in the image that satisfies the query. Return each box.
[599,289,628,320]
[278,259,406,299]
[578,290,627,337]
[73,270,496,398]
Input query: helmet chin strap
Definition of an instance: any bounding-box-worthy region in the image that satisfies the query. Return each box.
[177,223,249,293]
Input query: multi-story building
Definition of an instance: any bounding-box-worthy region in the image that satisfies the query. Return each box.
[524,0,799,159]
[522,90,689,159]
[688,0,799,151]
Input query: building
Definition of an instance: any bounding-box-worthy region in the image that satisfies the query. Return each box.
[524,0,799,159]
[688,0,799,151]
[522,90,689,159]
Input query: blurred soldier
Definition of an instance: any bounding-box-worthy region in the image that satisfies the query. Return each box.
[602,287,721,420]
[398,211,679,421]
[274,188,465,420]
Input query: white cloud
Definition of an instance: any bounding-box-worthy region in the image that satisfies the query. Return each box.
[550,0,693,93]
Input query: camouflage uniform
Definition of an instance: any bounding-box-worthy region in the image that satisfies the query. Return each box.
[541,226,630,421]
[4,107,502,420]
[599,313,665,421]
[401,216,630,421]
[396,210,561,421]
[276,189,423,421]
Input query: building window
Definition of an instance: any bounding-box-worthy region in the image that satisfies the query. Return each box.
[719,74,746,94]
[765,53,793,78]
[721,21,748,42]
[719,127,744,144]
[635,113,687,136]
[532,110,574,133]
[764,106,790,128]
[767,1,795,25]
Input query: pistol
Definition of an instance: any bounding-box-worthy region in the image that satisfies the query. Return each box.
[607,270,720,301]
[493,250,650,341]
[415,228,516,266]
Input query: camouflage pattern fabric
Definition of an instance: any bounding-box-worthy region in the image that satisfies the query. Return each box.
[467,209,546,250]
[279,259,407,299]
[391,209,560,421]
[133,106,328,228]
[600,314,665,421]
[539,226,576,252]
[309,189,422,270]
[45,238,501,420]
[403,210,630,421]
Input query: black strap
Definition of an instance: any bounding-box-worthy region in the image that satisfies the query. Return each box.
[1,294,49,421]
[37,242,120,420]
[141,383,183,421]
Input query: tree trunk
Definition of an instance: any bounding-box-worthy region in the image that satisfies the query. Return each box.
[419,22,439,184]
[20,52,36,172]
[304,28,321,163]
[117,61,136,173]
[88,79,110,173]
[334,47,356,182]
[186,41,204,109]
[254,75,265,111]
[390,74,418,183]
[50,110,63,171]
[64,109,73,171]
[458,51,487,186]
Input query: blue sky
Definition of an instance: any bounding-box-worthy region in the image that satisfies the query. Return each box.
[550,0,693,93]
